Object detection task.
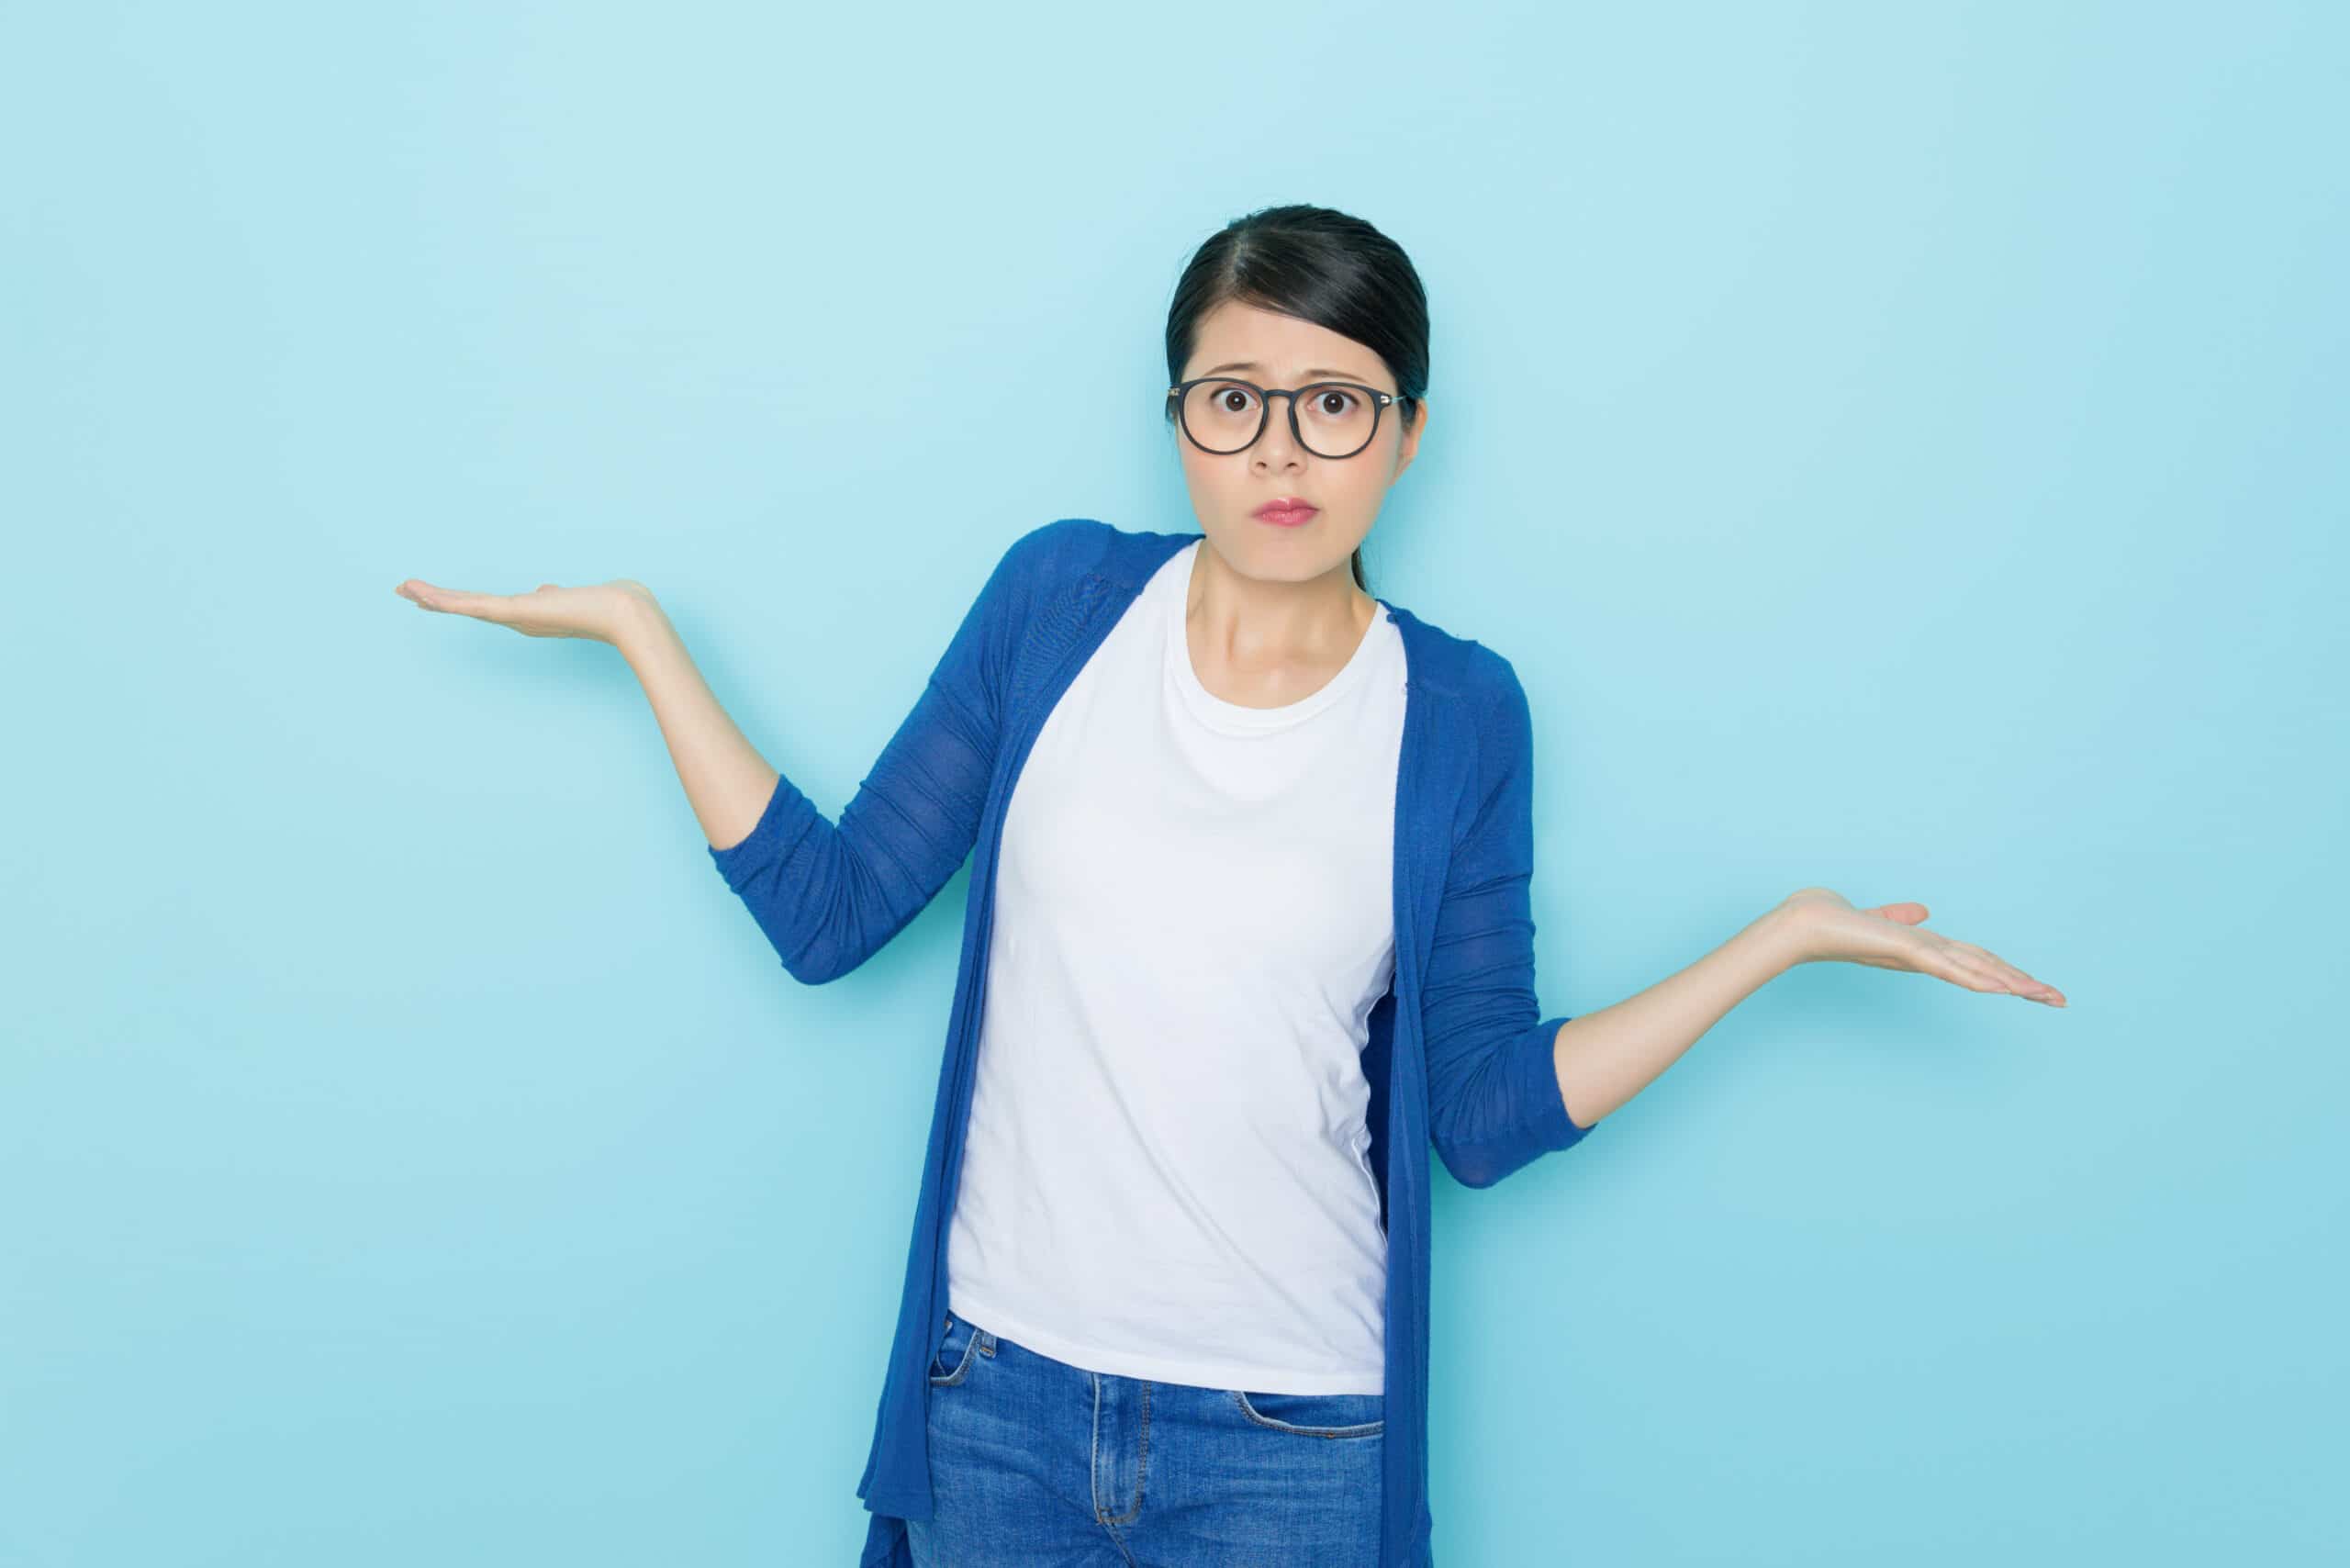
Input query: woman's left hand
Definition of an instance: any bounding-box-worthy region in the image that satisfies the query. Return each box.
[1773,887,2066,1007]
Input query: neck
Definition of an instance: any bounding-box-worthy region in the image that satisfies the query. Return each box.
[1184,535,1375,668]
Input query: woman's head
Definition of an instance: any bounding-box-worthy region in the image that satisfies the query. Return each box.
[1163,204,1430,596]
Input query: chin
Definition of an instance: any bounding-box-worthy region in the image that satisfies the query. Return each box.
[1240,545,1355,585]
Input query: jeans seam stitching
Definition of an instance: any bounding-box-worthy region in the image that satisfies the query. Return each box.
[1230,1387,1385,1439]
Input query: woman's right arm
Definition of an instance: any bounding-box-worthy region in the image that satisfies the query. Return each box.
[400,523,1049,986]
[639,532,1038,982]
[612,598,787,857]
[620,583,1012,986]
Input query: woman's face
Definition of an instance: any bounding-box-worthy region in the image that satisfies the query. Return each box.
[1171,298,1427,588]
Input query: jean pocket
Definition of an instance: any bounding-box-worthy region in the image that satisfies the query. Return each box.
[928,1311,986,1386]
[1231,1387,1384,1439]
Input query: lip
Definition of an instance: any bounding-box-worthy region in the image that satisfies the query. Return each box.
[1251,498,1319,526]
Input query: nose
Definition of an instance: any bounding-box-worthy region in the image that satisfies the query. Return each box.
[1252,393,1307,470]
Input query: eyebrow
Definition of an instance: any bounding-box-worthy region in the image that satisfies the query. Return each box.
[1197,359,1385,386]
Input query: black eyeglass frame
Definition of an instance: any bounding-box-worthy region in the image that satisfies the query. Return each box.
[1165,376,1415,460]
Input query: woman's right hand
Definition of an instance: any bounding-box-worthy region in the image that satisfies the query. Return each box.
[394,576,659,645]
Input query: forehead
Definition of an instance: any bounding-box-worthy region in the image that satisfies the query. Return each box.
[1183,298,1385,384]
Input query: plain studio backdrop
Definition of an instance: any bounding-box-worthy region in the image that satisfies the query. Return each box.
[3,3,2343,1564]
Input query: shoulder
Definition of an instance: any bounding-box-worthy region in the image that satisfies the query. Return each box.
[992,517,1196,598]
[1386,600,1527,724]
[1466,641,1531,734]
[1456,640,1535,790]
[996,516,1094,575]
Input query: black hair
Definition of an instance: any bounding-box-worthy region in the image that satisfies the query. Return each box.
[1162,203,1429,594]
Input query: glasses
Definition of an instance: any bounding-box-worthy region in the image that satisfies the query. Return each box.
[1167,376,1412,460]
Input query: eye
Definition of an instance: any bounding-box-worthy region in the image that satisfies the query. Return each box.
[1213,382,1259,413]
[1314,387,1360,416]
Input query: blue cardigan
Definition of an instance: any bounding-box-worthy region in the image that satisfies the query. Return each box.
[710,518,1596,1567]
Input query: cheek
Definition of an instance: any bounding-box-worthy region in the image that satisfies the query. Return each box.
[1326,471,1383,516]
[1181,451,1242,499]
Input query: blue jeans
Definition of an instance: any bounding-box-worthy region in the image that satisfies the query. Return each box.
[907,1307,1385,1566]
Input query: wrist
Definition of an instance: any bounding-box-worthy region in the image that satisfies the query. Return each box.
[1753,902,1820,972]
[610,590,672,659]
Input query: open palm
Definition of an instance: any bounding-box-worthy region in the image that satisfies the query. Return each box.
[394,577,656,644]
[1777,887,2065,1007]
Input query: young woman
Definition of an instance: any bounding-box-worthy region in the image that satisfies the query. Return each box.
[397,204,2064,1568]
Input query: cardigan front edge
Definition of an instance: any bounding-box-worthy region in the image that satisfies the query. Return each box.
[709,518,1598,1566]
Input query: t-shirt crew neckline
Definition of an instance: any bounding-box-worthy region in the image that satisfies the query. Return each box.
[1163,538,1391,737]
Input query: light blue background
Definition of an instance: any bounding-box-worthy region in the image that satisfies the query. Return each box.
[5,3,2343,1563]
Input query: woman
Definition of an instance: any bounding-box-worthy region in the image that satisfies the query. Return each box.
[397,204,2064,1568]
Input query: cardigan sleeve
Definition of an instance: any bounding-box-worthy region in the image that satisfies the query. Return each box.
[1423,649,1595,1189]
[704,522,1054,985]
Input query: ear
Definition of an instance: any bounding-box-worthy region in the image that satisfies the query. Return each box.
[1393,396,1429,479]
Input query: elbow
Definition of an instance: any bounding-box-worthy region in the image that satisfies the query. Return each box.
[778,933,864,987]
[1428,1103,1528,1189]
[780,954,842,987]
[1427,1015,1595,1191]
[1432,1140,1510,1191]
[1430,1114,1595,1191]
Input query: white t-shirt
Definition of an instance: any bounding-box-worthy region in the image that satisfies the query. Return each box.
[943,537,1407,1394]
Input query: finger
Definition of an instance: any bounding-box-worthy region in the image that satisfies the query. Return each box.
[397,579,463,610]
[1953,947,2065,1006]
[1949,941,2064,1005]
[1865,902,1930,925]
[1957,964,2015,995]
[2001,969,2065,1005]
[416,587,513,621]
[1931,948,2014,994]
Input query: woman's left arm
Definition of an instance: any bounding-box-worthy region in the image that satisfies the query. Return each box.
[1553,888,2066,1127]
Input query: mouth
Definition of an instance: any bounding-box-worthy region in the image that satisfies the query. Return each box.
[1251,498,1319,527]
